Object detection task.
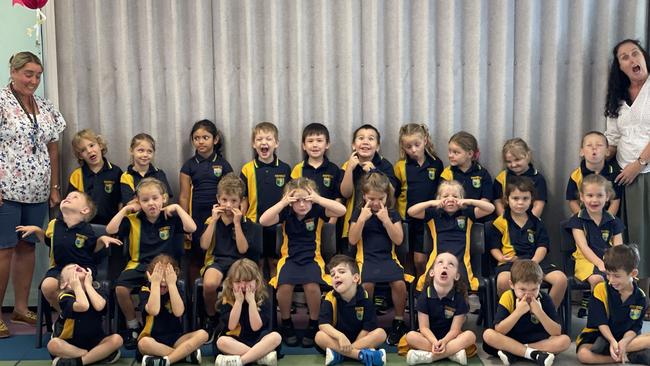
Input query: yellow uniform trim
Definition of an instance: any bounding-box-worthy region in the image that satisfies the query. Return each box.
[125,214,142,270]
[577,282,609,342]
[341,160,354,237]
[440,166,453,181]
[570,167,583,196]
[58,293,76,340]
[498,289,516,312]
[324,291,338,326]
[69,168,84,192]
[241,161,258,222]
[394,160,408,219]
[120,172,136,190]
[492,215,515,263]
[200,217,216,275]
[291,162,304,179]
[46,219,57,268]
[138,287,154,340]
[495,170,507,196]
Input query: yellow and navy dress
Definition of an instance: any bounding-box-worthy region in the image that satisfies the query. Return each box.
[201,218,253,276]
[53,290,106,350]
[417,207,479,292]
[240,155,291,258]
[120,164,173,205]
[350,208,412,284]
[218,298,272,347]
[67,158,122,225]
[291,157,343,201]
[319,285,377,343]
[564,209,625,281]
[341,153,400,238]
[43,218,98,280]
[486,209,559,275]
[565,160,623,203]
[138,285,183,347]
[493,164,547,203]
[270,204,331,288]
[416,285,469,338]
[576,281,647,349]
[394,154,443,253]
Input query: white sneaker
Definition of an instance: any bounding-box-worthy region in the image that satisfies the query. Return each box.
[406,349,433,365]
[257,351,277,366]
[378,349,387,366]
[448,349,467,365]
[215,355,242,366]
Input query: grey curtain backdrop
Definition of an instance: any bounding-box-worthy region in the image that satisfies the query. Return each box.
[46,0,646,263]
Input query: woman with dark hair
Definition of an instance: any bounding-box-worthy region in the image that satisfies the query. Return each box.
[604,39,650,309]
[0,52,66,338]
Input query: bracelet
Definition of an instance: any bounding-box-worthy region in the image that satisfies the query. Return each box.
[51,184,61,190]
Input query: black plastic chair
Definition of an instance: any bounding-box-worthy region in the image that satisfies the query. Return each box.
[560,219,589,335]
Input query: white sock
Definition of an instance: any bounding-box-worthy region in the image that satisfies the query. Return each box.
[126,319,139,329]
[524,347,537,360]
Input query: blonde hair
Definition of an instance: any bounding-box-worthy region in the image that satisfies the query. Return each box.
[357,171,395,209]
[221,258,268,306]
[283,176,318,196]
[436,180,465,200]
[251,122,279,143]
[581,174,616,200]
[9,52,42,73]
[501,138,532,166]
[398,123,437,160]
[77,191,97,222]
[71,129,109,165]
[218,173,245,199]
[135,177,168,199]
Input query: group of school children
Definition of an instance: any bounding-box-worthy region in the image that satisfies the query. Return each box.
[23,119,650,366]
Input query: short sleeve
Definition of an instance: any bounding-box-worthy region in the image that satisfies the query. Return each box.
[462,206,477,221]
[493,179,504,200]
[485,222,503,251]
[454,293,469,315]
[612,218,625,236]
[139,286,151,313]
[423,207,440,222]
[377,159,400,199]
[180,158,192,176]
[222,160,234,176]
[480,172,494,200]
[586,284,609,328]
[566,178,578,200]
[117,217,131,239]
[349,208,361,224]
[612,180,624,202]
[415,290,429,314]
[120,182,135,205]
[258,299,271,329]
[59,293,76,319]
[159,170,174,198]
[42,99,66,142]
[219,302,233,326]
[535,220,550,249]
[318,297,334,325]
[540,293,560,322]
[388,209,401,224]
[563,215,583,230]
[494,291,514,325]
[362,300,378,331]
[535,175,548,201]
[239,171,249,197]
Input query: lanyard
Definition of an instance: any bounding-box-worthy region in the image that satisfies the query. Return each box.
[10,85,38,154]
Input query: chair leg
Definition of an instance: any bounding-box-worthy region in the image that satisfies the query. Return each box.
[565,286,572,336]
[192,281,199,331]
[408,282,416,330]
[35,290,44,348]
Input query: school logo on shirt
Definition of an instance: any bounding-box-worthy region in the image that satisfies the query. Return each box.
[527,229,535,243]
[530,314,540,324]
[159,226,171,240]
[471,176,481,189]
[355,306,364,321]
[164,301,173,314]
[630,305,643,320]
[305,219,315,231]
[428,168,437,180]
[444,305,455,319]
[104,181,114,193]
[275,175,286,187]
[601,230,610,242]
[74,234,87,248]
[213,165,223,177]
[456,217,466,230]
[323,174,332,188]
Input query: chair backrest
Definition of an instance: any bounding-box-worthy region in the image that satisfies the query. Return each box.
[395,222,409,263]
[559,219,576,274]
[246,221,263,262]
[423,221,485,278]
[274,222,337,263]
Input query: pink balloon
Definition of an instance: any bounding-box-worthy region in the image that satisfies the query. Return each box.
[12,0,48,10]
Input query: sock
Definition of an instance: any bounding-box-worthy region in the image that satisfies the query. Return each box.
[282,317,292,326]
[126,319,139,329]
[394,315,404,321]
[524,347,537,360]
[309,318,319,327]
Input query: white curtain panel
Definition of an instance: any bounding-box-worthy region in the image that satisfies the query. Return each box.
[49,0,647,259]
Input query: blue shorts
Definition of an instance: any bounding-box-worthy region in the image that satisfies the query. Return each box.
[0,200,48,248]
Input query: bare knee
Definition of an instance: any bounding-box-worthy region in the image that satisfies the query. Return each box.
[137,336,155,351]
[115,286,130,297]
[216,336,230,350]
[267,331,282,347]
[108,334,124,348]
[482,329,497,344]
[47,338,64,354]
[461,330,477,344]
[576,346,592,363]
[405,330,421,344]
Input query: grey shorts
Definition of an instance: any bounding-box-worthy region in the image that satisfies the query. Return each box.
[0,200,48,248]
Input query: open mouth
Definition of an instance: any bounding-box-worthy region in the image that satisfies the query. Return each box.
[333,280,343,288]
[89,154,98,162]
[260,146,270,155]
[633,65,641,73]
[440,270,448,280]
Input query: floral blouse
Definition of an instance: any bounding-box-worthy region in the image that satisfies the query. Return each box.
[0,86,66,203]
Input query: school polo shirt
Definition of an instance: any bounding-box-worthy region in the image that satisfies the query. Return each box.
[240,156,291,222]
[219,299,271,342]
[487,209,549,262]
[291,158,342,200]
[394,154,443,219]
[67,158,123,225]
[493,165,548,201]
[565,209,625,260]
[118,212,185,271]
[349,208,401,264]
[494,290,559,342]
[180,151,233,205]
[203,218,253,264]
[341,153,400,237]
[319,285,378,340]
[565,160,623,201]
[120,164,173,205]
[440,162,493,200]
[45,218,98,271]
[278,204,328,265]
[416,285,469,338]
[54,291,105,341]
[585,281,647,340]
[138,285,182,341]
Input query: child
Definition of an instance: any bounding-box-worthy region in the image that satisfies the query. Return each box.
[340,124,400,238]
[493,138,548,217]
[200,173,252,342]
[566,131,623,216]
[138,255,208,366]
[120,133,173,205]
[487,176,567,309]
[408,180,495,293]
[404,252,477,365]
[16,191,121,310]
[68,129,123,225]
[261,177,346,347]
[348,172,412,346]
[107,178,196,349]
[48,264,123,366]
[482,260,571,366]
[441,131,493,204]
[240,122,292,277]
[576,245,650,364]
[565,174,624,317]
[215,258,281,366]
[179,120,233,283]
[316,254,387,366]
[394,123,444,280]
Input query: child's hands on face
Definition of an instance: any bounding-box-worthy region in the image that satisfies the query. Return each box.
[348,151,360,169]
[149,262,164,285]
[304,188,321,205]
[124,202,141,214]
[231,207,243,223]
[358,201,373,222]
[515,294,531,314]
[164,263,177,285]
[528,296,543,316]
[211,204,225,220]
[244,281,257,304]
[282,191,298,206]
[70,270,82,289]
[162,204,179,219]
[83,268,93,288]
[233,283,245,303]
[375,202,390,223]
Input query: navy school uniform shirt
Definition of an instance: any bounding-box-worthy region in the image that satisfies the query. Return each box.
[202,218,254,268]
[45,218,98,271]
[394,154,444,219]
[341,153,400,237]
[138,285,183,341]
[219,298,271,343]
[240,155,292,223]
[53,290,105,342]
[67,158,122,225]
[320,285,378,340]
[583,281,647,341]
[417,285,469,339]
[180,151,233,209]
[487,209,549,263]
[493,165,548,202]
[565,160,624,202]
[440,162,493,201]
[117,212,185,271]
[565,209,625,260]
[495,289,560,343]
[120,164,173,205]
[291,157,342,201]
[349,207,401,265]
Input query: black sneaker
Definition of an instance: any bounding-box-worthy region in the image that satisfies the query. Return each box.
[122,327,140,350]
[52,357,82,366]
[101,349,121,364]
[302,323,318,347]
[386,319,408,345]
[204,316,219,344]
[628,349,650,365]
[577,292,590,318]
[497,350,517,366]
[184,348,201,364]
[374,296,388,316]
[279,322,299,347]
[531,350,555,366]
[141,355,170,366]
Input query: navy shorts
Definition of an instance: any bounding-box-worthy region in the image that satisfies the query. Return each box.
[495,258,560,277]
[116,268,147,289]
[201,257,236,277]
[0,200,48,248]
